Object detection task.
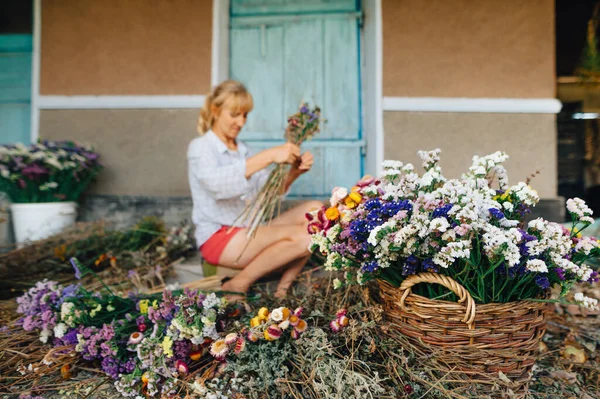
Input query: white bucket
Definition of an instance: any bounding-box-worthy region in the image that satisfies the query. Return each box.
[10,201,78,246]
[0,210,10,247]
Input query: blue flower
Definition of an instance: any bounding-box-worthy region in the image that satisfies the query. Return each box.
[361,260,379,273]
[535,275,550,290]
[402,255,420,276]
[432,204,453,219]
[364,198,382,211]
[488,208,505,220]
[422,258,439,273]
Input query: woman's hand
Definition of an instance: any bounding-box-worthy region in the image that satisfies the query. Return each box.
[270,143,300,165]
[292,152,314,175]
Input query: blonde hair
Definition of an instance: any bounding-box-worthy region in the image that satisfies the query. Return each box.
[197,80,254,135]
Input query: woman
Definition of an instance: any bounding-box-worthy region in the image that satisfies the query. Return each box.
[188,80,322,298]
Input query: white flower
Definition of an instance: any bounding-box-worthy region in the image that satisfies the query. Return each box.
[382,160,404,169]
[502,202,514,212]
[333,278,342,289]
[526,259,548,273]
[270,307,284,322]
[417,149,441,169]
[40,329,51,343]
[324,252,342,271]
[53,323,67,339]
[330,187,348,206]
[574,293,599,311]
[429,217,450,233]
[566,197,593,218]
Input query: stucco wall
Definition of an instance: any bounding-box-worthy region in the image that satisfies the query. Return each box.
[40,109,199,196]
[383,112,557,198]
[382,0,555,98]
[40,0,213,95]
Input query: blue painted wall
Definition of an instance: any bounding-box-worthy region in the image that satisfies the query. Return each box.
[0,34,32,145]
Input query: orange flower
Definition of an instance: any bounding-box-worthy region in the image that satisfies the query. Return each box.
[325,206,340,221]
[61,364,71,380]
[94,253,107,266]
[351,186,361,192]
[54,244,67,261]
[190,349,203,361]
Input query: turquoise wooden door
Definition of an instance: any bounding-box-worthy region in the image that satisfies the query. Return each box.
[0,35,32,145]
[230,0,363,198]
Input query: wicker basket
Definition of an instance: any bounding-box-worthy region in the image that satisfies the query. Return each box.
[379,273,548,384]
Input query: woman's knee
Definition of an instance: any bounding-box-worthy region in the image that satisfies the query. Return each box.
[290,226,312,254]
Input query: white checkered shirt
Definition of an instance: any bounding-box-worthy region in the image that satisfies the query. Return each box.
[187,131,270,248]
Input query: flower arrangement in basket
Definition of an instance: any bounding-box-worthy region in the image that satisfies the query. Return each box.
[234,103,321,239]
[0,141,102,203]
[307,149,600,383]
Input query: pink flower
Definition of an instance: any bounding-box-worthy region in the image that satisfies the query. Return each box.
[336,308,347,318]
[224,333,238,345]
[356,175,375,187]
[175,360,189,375]
[330,320,342,333]
[128,332,143,345]
[338,315,349,327]
[234,337,246,354]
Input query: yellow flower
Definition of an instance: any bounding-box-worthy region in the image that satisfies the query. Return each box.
[258,307,269,321]
[325,206,340,221]
[139,299,149,314]
[351,186,361,192]
[570,227,582,238]
[162,336,174,358]
[344,191,363,209]
[250,316,262,327]
[281,308,291,320]
[152,300,159,309]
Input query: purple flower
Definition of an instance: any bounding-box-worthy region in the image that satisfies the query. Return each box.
[555,267,566,281]
[22,164,49,179]
[70,258,82,279]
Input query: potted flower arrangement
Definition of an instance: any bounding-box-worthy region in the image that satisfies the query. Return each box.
[307,149,600,385]
[0,141,102,245]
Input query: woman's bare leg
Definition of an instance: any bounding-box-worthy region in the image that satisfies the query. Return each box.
[274,254,310,298]
[271,200,324,226]
[220,226,311,293]
[217,200,323,294]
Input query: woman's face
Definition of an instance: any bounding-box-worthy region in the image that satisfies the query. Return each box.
[213,98,249,140]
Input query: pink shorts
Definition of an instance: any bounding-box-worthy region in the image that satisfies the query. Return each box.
[200,226,242,264]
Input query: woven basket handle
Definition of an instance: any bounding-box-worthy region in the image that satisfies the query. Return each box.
[398,272,476,327]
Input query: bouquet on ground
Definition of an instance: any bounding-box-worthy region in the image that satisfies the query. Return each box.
[234,103,322,238]
[0,140,102,203]
[308,149,600,307]
[16,258,228,397]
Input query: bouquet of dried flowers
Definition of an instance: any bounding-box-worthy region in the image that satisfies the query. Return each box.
[233,103,321,240]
